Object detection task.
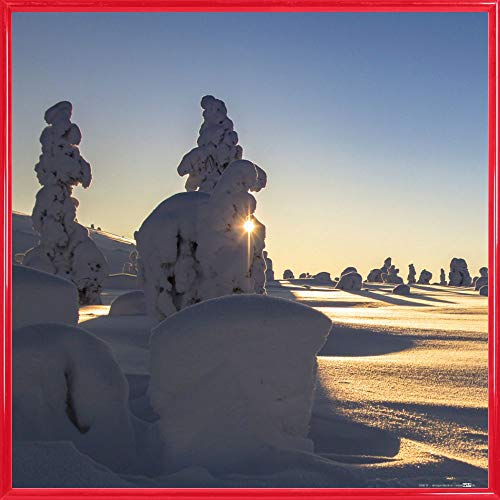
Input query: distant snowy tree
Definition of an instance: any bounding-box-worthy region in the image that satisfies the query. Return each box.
[23,101,109,305]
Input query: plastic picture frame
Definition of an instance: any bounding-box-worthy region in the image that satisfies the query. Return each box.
[0,0,497,498]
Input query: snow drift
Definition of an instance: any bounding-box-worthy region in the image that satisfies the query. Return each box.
[149,294,331,472]
[109,290,146,316]
[13,323,136,471]
[13,265,79,329]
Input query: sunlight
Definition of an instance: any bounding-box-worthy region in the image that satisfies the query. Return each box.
[243,218,255,233]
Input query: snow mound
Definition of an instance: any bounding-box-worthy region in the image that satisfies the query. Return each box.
[136,160,266,321]
[417,269,432,284]
[149,294,331,472]
[13,323,136,471]
[479,285,488,296]
[474,267,488,291]
[392,283,410,295]
[381,265,403,285]
[109,290,146,316]
[283,269,294,279]
[313,272,331,283]
[448,258,472,287]
[103,273,139,290]
[341,267,357,276]
[13,265,78,329]
[336,272,362,291]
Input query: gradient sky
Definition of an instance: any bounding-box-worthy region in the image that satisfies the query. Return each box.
[12,12,488,279]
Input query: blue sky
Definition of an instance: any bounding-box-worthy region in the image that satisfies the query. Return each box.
[11,12,488,277]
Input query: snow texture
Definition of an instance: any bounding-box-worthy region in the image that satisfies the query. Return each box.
[392,283,410,296]
[417,269,432,285]
[109,290,146,316]
[407,264,416,284]
[149,294,331,472]
[263,251,275,282]
[283,269,295,279]
[23,101,108,305]
[13,323,136,471]
[448,258,472,287]
[381,265,403,285]
[136,159,267,321]
[13,264,78,329]
[336,272,362,291]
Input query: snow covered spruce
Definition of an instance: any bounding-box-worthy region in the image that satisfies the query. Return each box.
[136,159,267,321]
[448,258,472,287]
[177,95,265,194]
[23,101,109,305]
[149,294,331,472]
[263,251,275,282]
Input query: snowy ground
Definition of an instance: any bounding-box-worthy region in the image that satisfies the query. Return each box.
[43,279,487,488]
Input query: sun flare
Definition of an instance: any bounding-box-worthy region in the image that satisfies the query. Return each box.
[243,219,255,233]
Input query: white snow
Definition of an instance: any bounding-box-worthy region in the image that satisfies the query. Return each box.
[13,264,78,329]
[149,294,331,472]
[13,322,136,471]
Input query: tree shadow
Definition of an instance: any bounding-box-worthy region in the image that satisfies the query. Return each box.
[319,325,415,357]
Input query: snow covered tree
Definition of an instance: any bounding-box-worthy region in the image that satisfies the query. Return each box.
[136,160,267,321]
[177,95,243,193]
[23,101,109,305]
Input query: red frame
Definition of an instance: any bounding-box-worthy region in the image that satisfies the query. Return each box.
[0,1,497,498]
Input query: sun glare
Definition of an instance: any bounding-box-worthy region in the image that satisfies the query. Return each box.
[243,219,255,233]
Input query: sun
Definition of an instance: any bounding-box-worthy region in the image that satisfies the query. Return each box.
[243,218,255,233]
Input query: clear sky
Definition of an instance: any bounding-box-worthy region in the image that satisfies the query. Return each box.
[12,12,488,279]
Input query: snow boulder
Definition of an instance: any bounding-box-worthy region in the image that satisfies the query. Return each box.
[335,272,362,291]
[283,269,294,280]
[109,290,146,316]
[381,265,403,285]
[149,294,331,472]
[313,272,331,283]
[102,273,139,290]
[341,267,357,277]
[392,283,410,296]
[417,269,432,285]
[366,268,382,283]
[13,323,135,471]
[13,265,78,329]
[448,258,472,287]
[474,267,488,291]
